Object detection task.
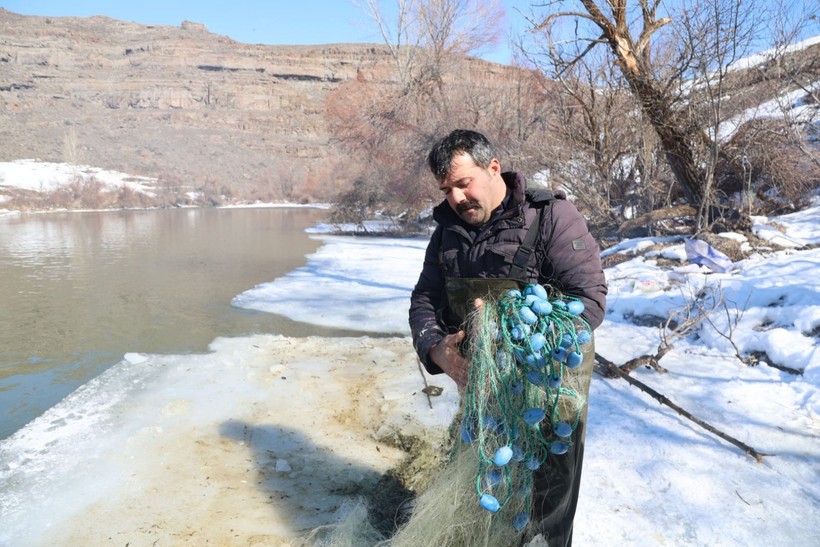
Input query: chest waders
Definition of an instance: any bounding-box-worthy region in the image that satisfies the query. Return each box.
[444,206,594,547]
[443,206,544,329]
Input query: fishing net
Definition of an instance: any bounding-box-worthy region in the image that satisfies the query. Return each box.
[386,283,592,546]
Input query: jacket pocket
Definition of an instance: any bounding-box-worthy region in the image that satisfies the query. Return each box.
[485,241,520,265]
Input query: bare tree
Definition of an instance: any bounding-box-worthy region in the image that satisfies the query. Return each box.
[62,126,84,166]
[326,0,514,216]
[359,0,505,94]
[524,0,769,228]
[519,35,655,223]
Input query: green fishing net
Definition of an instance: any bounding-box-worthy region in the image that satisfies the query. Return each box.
[382,283,593,547]
[458,283,592,531]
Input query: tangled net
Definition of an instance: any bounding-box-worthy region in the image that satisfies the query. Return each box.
[384,284,592,546]
[460,284,591,529]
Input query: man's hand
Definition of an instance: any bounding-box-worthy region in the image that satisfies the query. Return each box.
[430,331,469,388]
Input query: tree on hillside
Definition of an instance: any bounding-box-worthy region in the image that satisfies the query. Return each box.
[360,0,505,94]
[518,36,661,224]
[521,0,816,230]
[327,0,544,219]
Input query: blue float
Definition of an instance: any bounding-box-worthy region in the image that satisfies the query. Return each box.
[526,370,546,386]
[519,306,538,325]
[552,347,567,362]
[566,350,583,368]
[524,352,544,369]
[523,408,546,425]
[554,422,573,438]
[486,469,503,486]
[461,423,476,444]
[567,300,585,315]
[493,446,514,466]
[480,493,501,512]
[510,380,524,394]
[577,330,592,344]
[524,283,548,300]
[512,512,530,531]
[550,441,569,455]
[559,334,574,349]
[507,289,522,299]
[511,324,529,340]
[552,300,568,310]
[524,455,540,470]
[530,332,547,352]
[547,375,562,388]
[483,415,501,431]
[531,299,553,316]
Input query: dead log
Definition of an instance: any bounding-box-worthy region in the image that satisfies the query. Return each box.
[595,352,767,462]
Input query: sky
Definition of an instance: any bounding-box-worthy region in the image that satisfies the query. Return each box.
[0,158,818,543]
[0,0,535,65]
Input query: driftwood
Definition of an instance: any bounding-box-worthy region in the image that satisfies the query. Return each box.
[595,352,767,463]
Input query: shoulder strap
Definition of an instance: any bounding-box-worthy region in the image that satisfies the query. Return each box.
[508,205,545,282]
[525,188,558,204]
[508,189,560,281]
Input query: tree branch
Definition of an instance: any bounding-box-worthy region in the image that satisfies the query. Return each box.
[595,352,768,462]
[555,33,608,78]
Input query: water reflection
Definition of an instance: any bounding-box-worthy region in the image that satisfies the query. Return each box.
[0,207,363,439]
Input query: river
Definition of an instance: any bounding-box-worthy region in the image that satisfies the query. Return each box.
[0,207,365,440]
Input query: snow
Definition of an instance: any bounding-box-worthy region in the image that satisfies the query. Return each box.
[0,196,817,545]
[727,36,820,72]
[717,82,820,142]
[0,160,157,196]
[231,235,429,334]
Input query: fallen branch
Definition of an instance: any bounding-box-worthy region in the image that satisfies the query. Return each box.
[602,353,668,376]
[595,352,768,462]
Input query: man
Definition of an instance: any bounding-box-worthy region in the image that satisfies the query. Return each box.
[409,129,607,546]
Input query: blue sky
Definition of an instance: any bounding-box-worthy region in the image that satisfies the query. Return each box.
[1,0,535,65]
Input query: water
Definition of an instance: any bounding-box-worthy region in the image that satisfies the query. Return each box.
[0,207,362,440]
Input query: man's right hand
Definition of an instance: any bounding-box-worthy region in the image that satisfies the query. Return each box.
[430,331,469,389]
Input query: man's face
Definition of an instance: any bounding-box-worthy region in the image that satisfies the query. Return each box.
[439,153,506,226]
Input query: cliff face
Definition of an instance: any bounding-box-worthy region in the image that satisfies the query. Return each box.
[0,9,400,201]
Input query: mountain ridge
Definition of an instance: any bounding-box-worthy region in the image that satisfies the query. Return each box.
[0,8,422,203]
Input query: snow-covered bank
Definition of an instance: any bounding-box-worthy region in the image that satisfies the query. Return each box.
[1,336,459,545]
[0,160,331,214]
[232,236,428,335]
[0,202,818,545]
[0,160,156,196]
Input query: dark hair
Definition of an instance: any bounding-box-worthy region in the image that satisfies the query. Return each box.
[427,129,496,182]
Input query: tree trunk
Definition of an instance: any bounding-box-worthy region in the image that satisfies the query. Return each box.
[619,66,705,207]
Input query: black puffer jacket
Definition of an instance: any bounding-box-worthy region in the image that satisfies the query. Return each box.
[409,172,608,374]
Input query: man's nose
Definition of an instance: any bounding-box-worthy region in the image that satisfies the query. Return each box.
[450,187,466,203]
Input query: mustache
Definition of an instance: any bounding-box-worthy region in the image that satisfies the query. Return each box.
[456,201,480,215]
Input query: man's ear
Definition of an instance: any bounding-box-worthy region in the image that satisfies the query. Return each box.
[488,158,501,176]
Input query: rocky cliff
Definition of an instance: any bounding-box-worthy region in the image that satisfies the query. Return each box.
[0,9,411,202]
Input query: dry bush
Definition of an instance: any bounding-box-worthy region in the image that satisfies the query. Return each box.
[723,118,820,213]
[193,178,227,206]
[329,175,386,227]
[155,174,187,207]
[117,184,156,209]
